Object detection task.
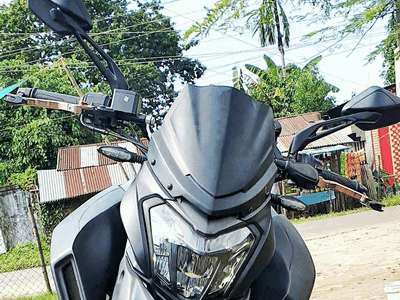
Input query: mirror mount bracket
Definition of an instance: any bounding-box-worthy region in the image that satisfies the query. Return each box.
[288,111,381,156]
[50,8,129,93]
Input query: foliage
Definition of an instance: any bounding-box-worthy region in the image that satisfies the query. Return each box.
[290,207,369,224]
[244,55,337,117]
[0,238,50,273]
[382,194,400,207]
[9,167,37,191]
[0,0,206,185]
[301,0,400,84]
[291,194,400,224]
[184,0,289,46]
[184,0,290,72]
[0,0,206,119]
[0,58,102,187]
[38,196,90,243]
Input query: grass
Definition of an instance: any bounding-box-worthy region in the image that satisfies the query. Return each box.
[0,195,399,274]
[291,194,400,224]
[0,238,50,273]
[4,292,57,300]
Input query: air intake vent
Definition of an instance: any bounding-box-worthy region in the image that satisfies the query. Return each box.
[62,262,81,300]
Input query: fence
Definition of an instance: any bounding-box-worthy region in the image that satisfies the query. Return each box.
[0,187,54,299]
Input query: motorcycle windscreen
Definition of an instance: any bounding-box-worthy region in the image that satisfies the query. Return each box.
[148,85,276,216]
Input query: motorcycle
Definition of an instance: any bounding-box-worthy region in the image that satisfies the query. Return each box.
[4,0,400,299]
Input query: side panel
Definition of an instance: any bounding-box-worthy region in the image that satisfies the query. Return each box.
[51,184,130,300]
[250,214,315,300]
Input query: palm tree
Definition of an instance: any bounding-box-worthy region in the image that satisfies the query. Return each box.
[249,0,289,75]
[184,0,290,75]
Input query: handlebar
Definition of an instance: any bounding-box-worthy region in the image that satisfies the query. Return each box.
[274,150,383,211]
[17,88,81,104]
[318,169,368,194]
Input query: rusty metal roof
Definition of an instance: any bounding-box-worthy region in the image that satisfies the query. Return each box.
[38,140,148,203]
[57,139,147,171]
[276,112,354,153]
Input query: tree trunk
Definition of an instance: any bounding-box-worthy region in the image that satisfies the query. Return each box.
[273,0,286,76]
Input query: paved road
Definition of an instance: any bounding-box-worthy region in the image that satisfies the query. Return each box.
[0,266,55,299]
[1,206,398,299]
[295,205,400,240]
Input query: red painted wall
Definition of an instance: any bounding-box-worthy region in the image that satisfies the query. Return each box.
[378,127,394,185]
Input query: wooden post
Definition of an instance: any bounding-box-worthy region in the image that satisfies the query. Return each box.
[25,193,52,294]
[60,57,83,98]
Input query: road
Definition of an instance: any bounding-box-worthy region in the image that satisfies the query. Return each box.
[0,267,55,299]
[295,206,400,300]
[0,207,398,299]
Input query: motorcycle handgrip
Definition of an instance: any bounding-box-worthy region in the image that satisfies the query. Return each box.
[319,169,368,194]
[17,88,80,104]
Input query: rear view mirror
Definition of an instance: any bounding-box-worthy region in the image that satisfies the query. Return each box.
[326,86,400,131]
[28,0,92,35]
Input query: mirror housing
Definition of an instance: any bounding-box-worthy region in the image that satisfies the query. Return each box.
[325,86,400,131]
[28,0,92,35]
[28,0,129,92]
[342,86,400,130]
[288,112,381,155]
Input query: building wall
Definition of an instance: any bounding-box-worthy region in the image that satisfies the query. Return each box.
[0,188,34,254]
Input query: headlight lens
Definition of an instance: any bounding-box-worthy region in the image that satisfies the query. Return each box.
[150,205,254,299]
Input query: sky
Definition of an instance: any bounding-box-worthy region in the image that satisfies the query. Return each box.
[159,0,387,105]
[0,0,388,105]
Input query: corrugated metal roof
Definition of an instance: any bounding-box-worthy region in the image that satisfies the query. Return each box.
[82,165,112,194]
[81,146,99,168]
[108,164,129,186]
[57,147,80,171]
[39,139,148,203]
[64,169,85,198]
[276,112,355,153]
[38,163,137,203]
[56,139,148,171]
[37,170,66,203]
[276,112,321,137]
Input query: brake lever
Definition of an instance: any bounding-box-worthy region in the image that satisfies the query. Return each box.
[317,177,385,212]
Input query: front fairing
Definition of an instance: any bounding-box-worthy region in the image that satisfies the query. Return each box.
[119,161,276,299]
[147,85,277,217]
[119,85,278,299]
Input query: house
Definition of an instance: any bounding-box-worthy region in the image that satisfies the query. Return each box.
[276,111,355,155]
[367,83,400,185]
[37,140,147,204]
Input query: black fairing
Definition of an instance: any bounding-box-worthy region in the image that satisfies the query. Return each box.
[250,214,315,300]
[147,85,276,216]
[341,86,400,130]
[28,0,93,35]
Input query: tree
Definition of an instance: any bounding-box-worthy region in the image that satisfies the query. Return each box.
[0,58,102,186]
[0,0,206,119]
[0,0,206,186]
[184,0,290,74]
[243,55,337,117]
[302,1,400,85]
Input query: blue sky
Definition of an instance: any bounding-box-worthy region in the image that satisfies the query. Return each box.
[0,0,387,105]
[159,0,387,104]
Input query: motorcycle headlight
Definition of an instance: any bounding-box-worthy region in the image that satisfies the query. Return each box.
[150,205,255,299]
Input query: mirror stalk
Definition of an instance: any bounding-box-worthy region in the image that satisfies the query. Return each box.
[50,9,128,92]
[288,112,381,156]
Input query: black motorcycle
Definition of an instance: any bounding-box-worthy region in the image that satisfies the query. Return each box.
[5,0,400,299]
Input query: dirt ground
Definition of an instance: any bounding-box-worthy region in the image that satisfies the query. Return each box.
[305,220,400,300]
